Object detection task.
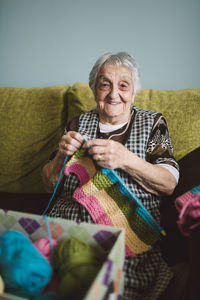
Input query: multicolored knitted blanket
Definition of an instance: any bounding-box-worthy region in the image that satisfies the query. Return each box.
[64,148,165,257]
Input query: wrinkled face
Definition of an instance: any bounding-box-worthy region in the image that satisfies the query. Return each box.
[95,64,134,124]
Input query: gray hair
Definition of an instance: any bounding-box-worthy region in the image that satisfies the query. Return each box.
[89,51,141,96]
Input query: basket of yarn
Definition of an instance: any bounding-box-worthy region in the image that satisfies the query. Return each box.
[0,230,53,298]
[54,237,105,300]
[0,209,125,300]
[0,231,105,300]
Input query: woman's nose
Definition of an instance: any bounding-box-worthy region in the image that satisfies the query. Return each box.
[109,85,118,99]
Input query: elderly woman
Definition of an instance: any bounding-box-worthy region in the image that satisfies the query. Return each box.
[42,52,179,299]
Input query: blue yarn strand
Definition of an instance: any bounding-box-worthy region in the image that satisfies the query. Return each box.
[42,155,69,216]
[43,215,54,265]
[42,140,87,216]
[191,185,200,194]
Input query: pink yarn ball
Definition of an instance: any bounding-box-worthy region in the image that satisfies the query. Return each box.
[34,238,57,262]
[34,238,59,293]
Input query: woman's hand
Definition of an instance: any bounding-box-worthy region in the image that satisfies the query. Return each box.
[42,131,85,193]
[83,139,128,169]
[58,131,86,158]
[83,138,177,196]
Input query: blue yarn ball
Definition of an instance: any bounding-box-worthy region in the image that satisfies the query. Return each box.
[0,230,53,296]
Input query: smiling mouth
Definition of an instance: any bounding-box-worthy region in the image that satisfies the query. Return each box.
[106,101,121,105]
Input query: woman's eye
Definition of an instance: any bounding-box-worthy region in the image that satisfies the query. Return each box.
[99,82,110,90]
[120,83,128,89]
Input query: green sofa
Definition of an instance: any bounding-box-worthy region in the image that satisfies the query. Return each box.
[0,83,199,265]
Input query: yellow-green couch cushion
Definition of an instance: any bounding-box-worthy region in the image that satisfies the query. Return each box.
[67,82,96,121]
[0,85,70,193]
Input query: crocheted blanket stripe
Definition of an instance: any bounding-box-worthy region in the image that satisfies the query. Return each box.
[64,149,162,257]
[76,182,152,256]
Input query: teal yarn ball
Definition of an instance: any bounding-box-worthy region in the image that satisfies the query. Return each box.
[0,230,53,297]
[54,237,104,300]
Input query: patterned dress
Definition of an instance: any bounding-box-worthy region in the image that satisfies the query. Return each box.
[48,106,179,300]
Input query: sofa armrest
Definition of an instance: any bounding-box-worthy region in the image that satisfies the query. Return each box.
[0,192,50,215]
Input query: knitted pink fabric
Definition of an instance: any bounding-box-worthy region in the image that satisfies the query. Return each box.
[63,149,164,257]
[175,192,200,236]
[73,187,134,257]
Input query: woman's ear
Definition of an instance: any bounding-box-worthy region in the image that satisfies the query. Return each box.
[93,89,98,103]
[132,94,135,104]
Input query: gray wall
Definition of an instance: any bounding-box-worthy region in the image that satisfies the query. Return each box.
[0,0,199,89]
